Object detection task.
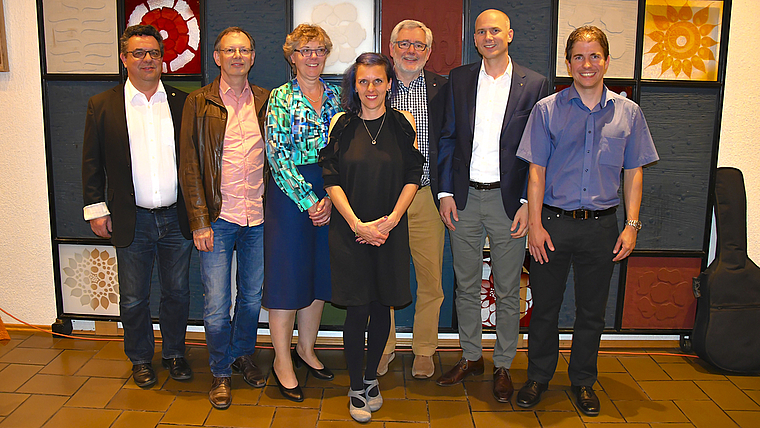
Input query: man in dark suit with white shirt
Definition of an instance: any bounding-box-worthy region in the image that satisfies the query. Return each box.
[436,9,548,403]
[82,25,193,388]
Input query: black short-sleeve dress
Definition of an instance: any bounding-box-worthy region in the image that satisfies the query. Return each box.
[319,108,424,307]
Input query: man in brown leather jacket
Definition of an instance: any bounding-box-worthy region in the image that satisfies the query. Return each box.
[179,26,269,410]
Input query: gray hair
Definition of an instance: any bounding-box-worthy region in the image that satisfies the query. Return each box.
[389,19,433,47]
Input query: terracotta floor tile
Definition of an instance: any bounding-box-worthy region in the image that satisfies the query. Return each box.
[65,377,126,408]
[76,358,133,378]
[618,356,670,381]
[40,407,121,428]
[0,393,29,417]
[316,421,384,427]
[615,400,689,423]
[660,362,727,381]
[18,335,57,349]
[0,394,67,428]
[160,392,211,425]
[52,338,108,351]
[472,410,541,428]
[160,370,213,393]
[383,423,429,428]
[726,410,760,428]
[0,340,24,359]
[597,373,648,400]
[304,369,350,389]
[271,407,319,428]
[649,424,695,428]
[549,372,573,390]
[465,379,514,411]
[313,349,348,372]
[438,351,465,367]
[728,376,760,390]
[370,399,428,422]
[407,375,467,400]
[638,380,709,400]
[695,380,760,411]
[429,400,473,428]
[38,350,96,376]
[106,388,177,412]
[259,385,321,408]
[0,363,7,372]
[91,341,126,360]
[17,373,88,395]
[0,364,42,392]
[228,384,265,405]
[597,356,627,373]
[535,411,585,428]
[111,410,163,428]
[204,404,275,427]
[676,400,739,427]
[746,390,760,406]
[576,389,625,423]
[0,347,61,365]
[371,368,406,400]
[648,351,697,364]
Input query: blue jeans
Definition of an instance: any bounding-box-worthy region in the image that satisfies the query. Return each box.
[200,218,264,377]
[116,206,193,365]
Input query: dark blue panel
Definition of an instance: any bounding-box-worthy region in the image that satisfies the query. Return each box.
[204,0,290,90]
[465,0,552,77]
[638,86,718,251]
[47,81,117,239]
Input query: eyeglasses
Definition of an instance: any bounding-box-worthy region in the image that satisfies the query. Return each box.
[294,48,328,57]
[393,40,428,51]
[218,47,253,56]
[126,49,162,59]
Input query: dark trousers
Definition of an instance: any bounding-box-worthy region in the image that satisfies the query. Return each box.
[526,206,619,386]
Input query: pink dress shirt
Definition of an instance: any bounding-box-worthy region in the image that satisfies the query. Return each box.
[218,78,265,227]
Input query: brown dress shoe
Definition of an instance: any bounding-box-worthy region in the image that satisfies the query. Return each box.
[132,363,157,388]
[232,354,266,387]
[435,357,484,386]
[492,367,514,403]
[209,376,231,409]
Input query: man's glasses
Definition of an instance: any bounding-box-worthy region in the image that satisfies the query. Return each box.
[393,40,428,51]
[126,49,162,59]
[294,48,328,57]
[218,47,253,56]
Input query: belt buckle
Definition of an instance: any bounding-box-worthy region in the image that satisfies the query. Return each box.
[573,210,589,220]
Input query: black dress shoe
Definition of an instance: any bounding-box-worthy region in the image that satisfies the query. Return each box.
[292,349,334,380]
[162,357,192,381]
[232,354,266,387]
[516,379,548,408]
[273,367,304,402]
[132,363,157,388]
[572,385,600,416]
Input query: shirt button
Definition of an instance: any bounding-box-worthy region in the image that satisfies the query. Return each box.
[588,131,591,134]
[585,169,588,172]
[587,150,590,153]
[583,188,587,191]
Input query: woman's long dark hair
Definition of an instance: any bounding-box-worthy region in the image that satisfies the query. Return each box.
[341,52,397,115]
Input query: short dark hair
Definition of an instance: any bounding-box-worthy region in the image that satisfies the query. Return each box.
[565,25,609,61]
[341,52,396,115]
[214,27,255,51]
[120,25,164,56]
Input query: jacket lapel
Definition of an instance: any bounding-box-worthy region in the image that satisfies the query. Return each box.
[466,63,479,135]
[502,61,526,135]
[111,84,131,163]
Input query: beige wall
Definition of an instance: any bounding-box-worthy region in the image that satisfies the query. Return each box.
[0,0,757,325]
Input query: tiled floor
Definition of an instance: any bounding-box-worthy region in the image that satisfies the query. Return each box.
[1,330,759,427]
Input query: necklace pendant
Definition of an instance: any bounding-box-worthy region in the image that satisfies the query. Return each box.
[372,139,377,145]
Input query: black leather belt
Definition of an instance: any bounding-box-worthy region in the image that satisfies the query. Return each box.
[469,181,500,190]
[137,203,177,213]
[543,204,616,219]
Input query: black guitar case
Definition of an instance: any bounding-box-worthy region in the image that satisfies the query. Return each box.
[692,167,760,373]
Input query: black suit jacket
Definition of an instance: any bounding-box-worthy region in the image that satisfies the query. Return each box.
[82,82,191,247]
[423,70,448,208]
[437,60,548,218]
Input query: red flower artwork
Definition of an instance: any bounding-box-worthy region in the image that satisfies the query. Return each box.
[125,0,201,74]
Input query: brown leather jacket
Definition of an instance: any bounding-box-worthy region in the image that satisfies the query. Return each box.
[179,76,270,232]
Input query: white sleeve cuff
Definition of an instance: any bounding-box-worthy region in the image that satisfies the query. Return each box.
[83,202,110,221]
[520,198,528,204]
[437,192,454,200]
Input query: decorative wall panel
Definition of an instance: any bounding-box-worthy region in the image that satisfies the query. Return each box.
[42,0,119,74]
[59,244,120,316]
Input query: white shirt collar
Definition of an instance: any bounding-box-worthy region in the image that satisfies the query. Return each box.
[479,56,513,83]
[125,78,167,105]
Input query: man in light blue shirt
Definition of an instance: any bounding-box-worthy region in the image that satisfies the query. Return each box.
[515,25,658,416]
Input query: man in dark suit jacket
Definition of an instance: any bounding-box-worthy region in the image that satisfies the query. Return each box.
[81,25,193,389]
[376,19,449,380]
[436,10,548,403]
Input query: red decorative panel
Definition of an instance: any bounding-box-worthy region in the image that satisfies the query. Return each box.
[380,0,462,75]
[481,253,532,328]
[125,0,201,74]
[622,256,701,329]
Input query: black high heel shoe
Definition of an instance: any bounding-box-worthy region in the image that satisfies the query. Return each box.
[272,367,304,402]
[292,349,334,380]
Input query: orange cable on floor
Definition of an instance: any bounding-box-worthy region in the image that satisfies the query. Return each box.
[0,306,699,358]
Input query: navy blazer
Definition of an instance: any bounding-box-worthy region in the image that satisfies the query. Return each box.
[82,83,191,247]
[437,60,548,218]
[423,70,448,208]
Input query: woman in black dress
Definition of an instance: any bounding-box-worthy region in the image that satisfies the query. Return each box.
[319,53,424,423]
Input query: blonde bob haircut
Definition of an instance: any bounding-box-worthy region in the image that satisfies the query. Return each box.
[283,24,333,75]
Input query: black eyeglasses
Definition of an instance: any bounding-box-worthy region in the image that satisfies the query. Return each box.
[218,47,254,56]
[294,48,328,57]
[393,40,428,51]
[126,49,162,59]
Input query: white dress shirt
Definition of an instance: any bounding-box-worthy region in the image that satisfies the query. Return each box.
[471,58,512,183]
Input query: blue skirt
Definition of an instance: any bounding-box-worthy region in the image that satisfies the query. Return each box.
[263,163,331,309]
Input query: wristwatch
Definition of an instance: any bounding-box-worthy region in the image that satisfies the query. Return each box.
[625,219,642,231]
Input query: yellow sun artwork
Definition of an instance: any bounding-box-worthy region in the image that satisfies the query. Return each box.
[642,0,722,81]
